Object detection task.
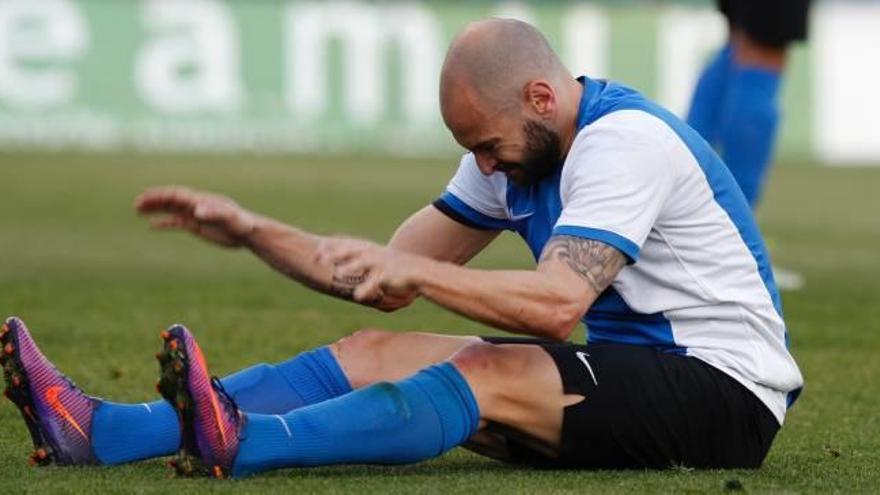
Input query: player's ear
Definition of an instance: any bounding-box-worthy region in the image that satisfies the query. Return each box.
[522,80,555,118]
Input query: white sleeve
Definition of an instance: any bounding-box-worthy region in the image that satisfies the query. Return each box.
[435,153,511,230]
[554,110,676,263]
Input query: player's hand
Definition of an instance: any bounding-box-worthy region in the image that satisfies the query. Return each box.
[315,237,420,310]
[135,186,257,248]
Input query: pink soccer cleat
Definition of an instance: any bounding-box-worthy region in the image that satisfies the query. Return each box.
[0,316,99,466]
[156,324,242,478]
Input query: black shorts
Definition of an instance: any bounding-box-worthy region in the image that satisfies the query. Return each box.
[719,0,812,47]
[481,337,780,469]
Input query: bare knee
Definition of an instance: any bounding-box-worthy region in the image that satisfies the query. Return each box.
[331,330,483,389]
[331,328,396,388]
[337,328,394,351]
[450,343,510,378]
[450,343,567,412]
[449,343,524,410]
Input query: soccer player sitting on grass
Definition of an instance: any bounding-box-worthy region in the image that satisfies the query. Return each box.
[1,19,802,477]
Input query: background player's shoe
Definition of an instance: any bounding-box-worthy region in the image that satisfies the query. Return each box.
[0,316,99,466]
[156,324,242,478]
[772,265,805,291]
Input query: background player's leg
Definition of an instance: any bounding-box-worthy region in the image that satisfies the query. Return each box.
[686,43,732,145]
[92,329,478,465]
[717,30,786,206]
[231,342,576,477]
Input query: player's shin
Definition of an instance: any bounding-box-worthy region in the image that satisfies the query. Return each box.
[221,347,351,414]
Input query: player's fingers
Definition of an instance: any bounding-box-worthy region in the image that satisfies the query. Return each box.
[135,186,198,214]
[149,215,186,230]
[155,215,204,234]
[353,273,383,304]
[135,186,180,211]
[334,257,371,280]
[192,202,228,222]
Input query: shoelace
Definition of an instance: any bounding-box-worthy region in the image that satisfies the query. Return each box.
[210,376,241,425]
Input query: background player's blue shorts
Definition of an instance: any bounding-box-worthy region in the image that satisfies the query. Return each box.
[719,0,812,47]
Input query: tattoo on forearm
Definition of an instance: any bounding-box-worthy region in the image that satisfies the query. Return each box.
[329,271,385,306]
[539,235,626,292]
[329,272,366,300]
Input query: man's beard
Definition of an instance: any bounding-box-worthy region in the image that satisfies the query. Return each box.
[498,119,563,186]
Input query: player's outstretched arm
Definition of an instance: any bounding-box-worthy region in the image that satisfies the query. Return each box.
[134,186,411,311]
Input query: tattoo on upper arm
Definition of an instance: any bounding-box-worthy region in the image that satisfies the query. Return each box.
[539,236,627,293]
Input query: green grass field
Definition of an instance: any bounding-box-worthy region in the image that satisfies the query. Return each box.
[1,151,878,493]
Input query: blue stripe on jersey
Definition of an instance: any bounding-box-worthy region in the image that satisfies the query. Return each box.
[436,191,512,231]
[552,225,640,264]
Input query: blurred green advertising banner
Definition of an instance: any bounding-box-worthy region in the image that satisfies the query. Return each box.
[0,0,878,164]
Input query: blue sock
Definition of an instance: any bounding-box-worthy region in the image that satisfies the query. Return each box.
[92,400,180,465]
[224,346,352,414]
[91,346,352,465]
[718,64,781,206]
[232,362,480,477]
[687,44,733,145]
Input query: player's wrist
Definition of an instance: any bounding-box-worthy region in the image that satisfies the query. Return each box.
[236,212,261,247]
[404,255,434,295]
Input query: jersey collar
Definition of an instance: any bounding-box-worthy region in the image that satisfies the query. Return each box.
[575,75,598,131]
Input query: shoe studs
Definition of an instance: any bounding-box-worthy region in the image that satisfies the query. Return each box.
[212,465,224,479]
[28,446,52,466]
[3,343,14,356]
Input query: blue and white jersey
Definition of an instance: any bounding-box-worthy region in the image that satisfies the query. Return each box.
[435,77,803,424]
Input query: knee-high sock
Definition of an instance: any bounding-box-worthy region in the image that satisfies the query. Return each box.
[687,44,733,145]
[718,64,782,206]
[224,346,352,414]
[91,346,351,465]
[232,362,480,478]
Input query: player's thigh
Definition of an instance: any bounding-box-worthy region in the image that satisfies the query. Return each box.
[331,329,480,388]
[450,342,582,451]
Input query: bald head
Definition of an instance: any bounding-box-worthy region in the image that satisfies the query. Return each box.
[440,18,570,118]
[439,19,583,187]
